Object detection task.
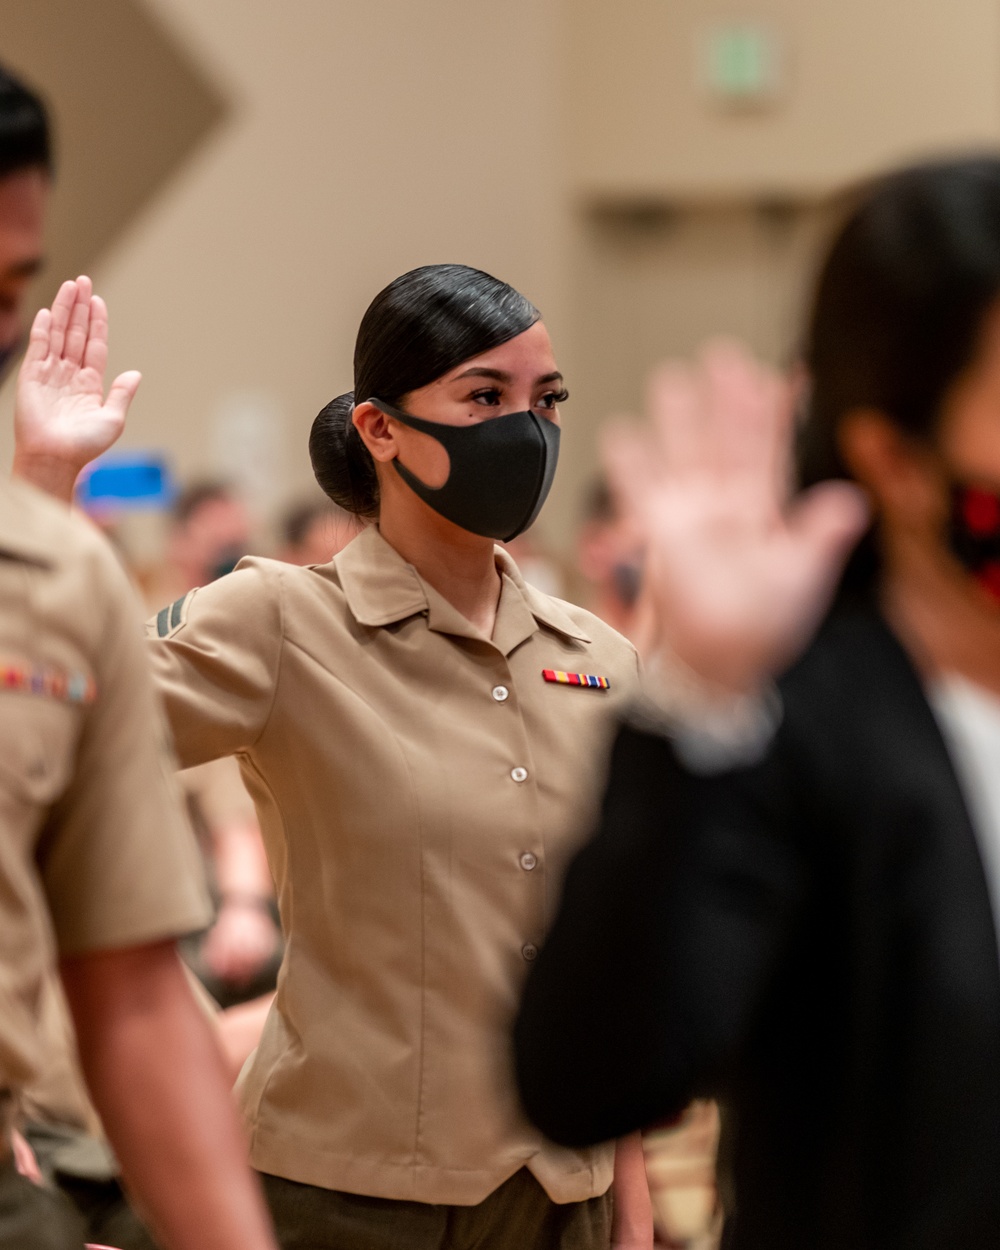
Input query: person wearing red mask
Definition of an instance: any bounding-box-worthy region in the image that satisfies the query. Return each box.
[515,156,1000,1250]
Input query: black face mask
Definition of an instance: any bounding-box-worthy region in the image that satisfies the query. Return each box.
[948,477,1000,604]
[370,398,561,542]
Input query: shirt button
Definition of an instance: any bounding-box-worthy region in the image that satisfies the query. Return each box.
[519,851,538,871]
[492,685,509,702]
[522,943,538,962]
[510,766,528,783]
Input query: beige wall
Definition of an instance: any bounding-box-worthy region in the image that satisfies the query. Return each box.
[569,0,1000,200]
[3,0,1000,555]
[2,0,575,540]
[557,0,1000,534]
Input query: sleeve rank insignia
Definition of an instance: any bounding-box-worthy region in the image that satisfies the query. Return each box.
[543,669,611,690]
[153,590,196,640]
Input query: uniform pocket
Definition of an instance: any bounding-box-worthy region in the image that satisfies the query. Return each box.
[0,691,80,814]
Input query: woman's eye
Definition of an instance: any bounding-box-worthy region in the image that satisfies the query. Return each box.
[537,389,569,410]
[471,388,503,406]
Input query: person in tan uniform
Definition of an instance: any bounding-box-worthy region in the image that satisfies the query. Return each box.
[0,476,280,1250]
[0,59,278,1250]
[14,264,654,1249]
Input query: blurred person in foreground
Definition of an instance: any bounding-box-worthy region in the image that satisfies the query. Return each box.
[578,473,720,1250]
[0,62,277,1250]
[515,155,1000,1250]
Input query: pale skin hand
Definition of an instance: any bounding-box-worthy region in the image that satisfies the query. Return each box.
[603,342,870,696]
[12,275,140,501]
[10,1129,42,1185]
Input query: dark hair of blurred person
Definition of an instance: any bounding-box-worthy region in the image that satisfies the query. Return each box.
[278,496,361,566]
[800,157,1000,603]
[0,64,51,378]
[0,65,51,179]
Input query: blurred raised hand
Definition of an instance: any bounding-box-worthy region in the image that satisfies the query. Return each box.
[13,276,141,502]
[603,341,869,696]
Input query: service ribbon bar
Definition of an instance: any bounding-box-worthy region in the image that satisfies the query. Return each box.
[542,669,611,690]
[2,662,97,704]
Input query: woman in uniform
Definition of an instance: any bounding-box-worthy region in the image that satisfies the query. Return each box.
[13,264,652,1249]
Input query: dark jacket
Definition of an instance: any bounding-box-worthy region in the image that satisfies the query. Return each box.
[514,607,1000,1250]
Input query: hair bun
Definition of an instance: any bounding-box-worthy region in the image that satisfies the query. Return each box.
[309,391,380,520]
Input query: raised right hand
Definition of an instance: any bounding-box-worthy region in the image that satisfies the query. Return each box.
[603,342,869,696]
[13,276,141,502]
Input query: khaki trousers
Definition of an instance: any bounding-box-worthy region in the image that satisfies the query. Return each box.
[0,1154,84,1250]
[259,1166,612,1250]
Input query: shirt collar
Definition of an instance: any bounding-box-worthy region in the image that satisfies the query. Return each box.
[335,525,591,650]
[495,546,591,645]
[334,525,428,627]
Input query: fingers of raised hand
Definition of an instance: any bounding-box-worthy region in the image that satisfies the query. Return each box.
[698,340,791,485]
[47,279,79,360]
[646,362,704,474]
[62,275,93,367]
[786,480,870,601]
[600,418,661,521]
[83,294,110,377]
[106,370,142,422]
[23,307,52,367]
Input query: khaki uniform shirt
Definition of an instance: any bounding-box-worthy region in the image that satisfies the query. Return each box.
[146,525,640,1205]
[0,479,212,1114]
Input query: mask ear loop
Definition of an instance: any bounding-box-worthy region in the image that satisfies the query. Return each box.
[369,398,452,493]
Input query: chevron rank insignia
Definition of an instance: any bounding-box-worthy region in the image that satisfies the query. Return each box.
[542,669,611,690]
[152,590,196,639]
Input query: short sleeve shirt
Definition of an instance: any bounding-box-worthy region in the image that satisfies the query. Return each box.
[146,524,640,1205]
[0,479,212,1098]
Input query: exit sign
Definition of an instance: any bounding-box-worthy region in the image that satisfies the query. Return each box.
[701,24,783,107]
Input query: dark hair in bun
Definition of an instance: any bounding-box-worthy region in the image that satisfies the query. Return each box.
[310,263,540,519]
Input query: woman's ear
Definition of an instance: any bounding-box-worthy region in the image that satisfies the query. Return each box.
[352,401,399,464]
[838,409,901,490]
[838,408,942,521]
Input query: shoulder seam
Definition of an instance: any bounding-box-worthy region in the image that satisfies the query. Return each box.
[249,559,286,750]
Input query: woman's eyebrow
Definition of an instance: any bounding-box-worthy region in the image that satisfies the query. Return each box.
[452,367,512,382]
[451,367,565,385]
